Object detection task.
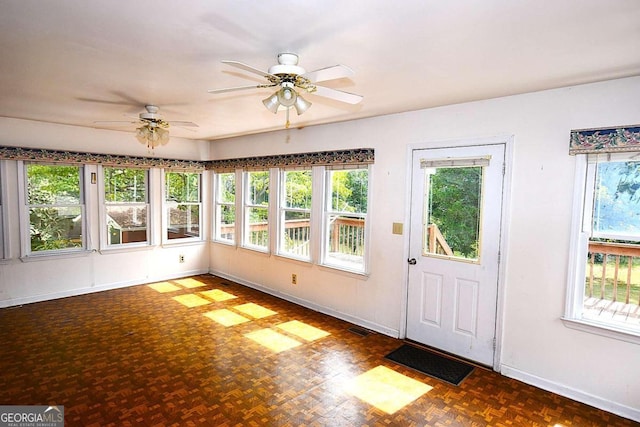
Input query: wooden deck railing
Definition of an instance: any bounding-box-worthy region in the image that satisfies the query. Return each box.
[218,217,365,257]
[426,223,453,256]
[587,241,640,305]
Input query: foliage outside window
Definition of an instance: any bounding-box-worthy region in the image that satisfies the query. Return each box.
[165,171,201,240]
[279,169,312,260]
[424,166,482,261]
[244,171,269,251]
[568,154,640,336]
[104,167,149,246]
[323,167,369,272]
[215,172,236,243]
[26,163,84,253]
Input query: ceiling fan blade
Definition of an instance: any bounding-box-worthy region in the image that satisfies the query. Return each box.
[208,84,271,94]
[303,64,355,83]
[167,121,199,128]
[93,120,139,126]
[309,85,363,104]
[222,60,277,79]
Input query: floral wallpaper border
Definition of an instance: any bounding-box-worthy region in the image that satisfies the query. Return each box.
[207,148,374,171]
[0,146,375,170]
[569,125,640,154]
[0,146,206,169]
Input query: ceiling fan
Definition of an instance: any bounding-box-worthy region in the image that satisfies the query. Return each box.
[95,105,198,149]
[208,53,363,127]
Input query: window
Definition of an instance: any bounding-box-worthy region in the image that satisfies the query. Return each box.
[322,166,369,273]
[278,169,312,260]
[165,171,202,241]
[243,170,269,251]
[566,153,640,338]
[0,161,4,259]
[215,172,236,244]
[103,167,149,246]
[24,163,85,254]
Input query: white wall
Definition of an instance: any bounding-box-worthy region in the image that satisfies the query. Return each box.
[208,76,640,420]
[0,118,212,306]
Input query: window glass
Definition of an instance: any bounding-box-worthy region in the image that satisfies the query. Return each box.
[0,163,3,259]
[244,171,269,250]
[570,156,640,333]
[26,163,84,252]
[215,172,236,243]
[104,167,148,246]
[165,171,201,240]
[279,170,312,259]
[323,167,368,272]
[424,166,483,261]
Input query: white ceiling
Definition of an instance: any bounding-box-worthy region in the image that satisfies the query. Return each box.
[1,0,639,142]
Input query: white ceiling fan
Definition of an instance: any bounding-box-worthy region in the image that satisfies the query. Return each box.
[95,105,198,149]
[208,53,363,127]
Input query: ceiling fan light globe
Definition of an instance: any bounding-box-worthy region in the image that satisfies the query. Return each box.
[277,87,297,107]
[293,95,312,115]
[262,93,280,114]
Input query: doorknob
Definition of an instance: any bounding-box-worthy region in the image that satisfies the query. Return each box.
[408,258,417,265]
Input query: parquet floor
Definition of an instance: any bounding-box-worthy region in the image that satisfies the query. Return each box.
[0,274,637,426]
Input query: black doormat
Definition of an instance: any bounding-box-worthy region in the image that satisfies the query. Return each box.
[385,344,474,386]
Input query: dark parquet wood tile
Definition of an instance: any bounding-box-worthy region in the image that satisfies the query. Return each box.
[0,274,637,426]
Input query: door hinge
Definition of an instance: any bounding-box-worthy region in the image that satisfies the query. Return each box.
[502,162,506,175]
[493,338,497,350]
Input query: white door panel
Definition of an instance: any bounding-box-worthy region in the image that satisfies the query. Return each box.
[406,144,505,366]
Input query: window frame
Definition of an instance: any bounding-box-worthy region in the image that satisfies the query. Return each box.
[0,160,6,260]
[99,165,151,250]
[242,169,270,253]
[277,167,313,262]
[18,161,88,258]
[162,169,203,244]
[564,153,640,344]
[320,165,371,274]
[213,171,237,245]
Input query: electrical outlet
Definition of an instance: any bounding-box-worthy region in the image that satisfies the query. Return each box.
[179,254,185,263]
[291,273,297,285]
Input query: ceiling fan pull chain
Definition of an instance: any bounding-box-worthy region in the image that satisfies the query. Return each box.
[285,107,290,129]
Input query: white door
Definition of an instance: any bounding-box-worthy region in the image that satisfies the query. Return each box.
[406,144,505,366]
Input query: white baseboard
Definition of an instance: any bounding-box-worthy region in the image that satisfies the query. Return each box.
[0,268,209,308]
[500,364,640,423]
[209,269,400,338]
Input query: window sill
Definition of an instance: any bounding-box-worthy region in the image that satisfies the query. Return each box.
[561,316,640,345]
[99,244,153,254]
[20,249,93,262]
[161,238,205,248]
[318,263,370,280]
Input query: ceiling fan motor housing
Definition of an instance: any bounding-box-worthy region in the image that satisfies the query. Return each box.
[269,53,305,76]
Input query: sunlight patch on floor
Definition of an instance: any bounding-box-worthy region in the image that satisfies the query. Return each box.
[244,328,302,353]
[276,320,330,342]
[344,365,432,414]
[200,289,238,302]
[204,309,251,327]
[175,278,207,288]
[148,282,182,293]
[172,294,211,308]
[233,302,277,319]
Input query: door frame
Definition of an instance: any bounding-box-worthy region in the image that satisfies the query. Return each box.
[400,135,514,372]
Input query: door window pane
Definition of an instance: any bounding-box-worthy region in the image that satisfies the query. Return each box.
[424,166,483,261]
